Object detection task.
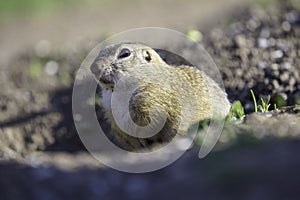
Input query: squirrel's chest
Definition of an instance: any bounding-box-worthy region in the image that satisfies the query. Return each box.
[101,90,113,110]
[101,89,133,110]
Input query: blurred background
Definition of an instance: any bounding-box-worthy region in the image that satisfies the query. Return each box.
[0,0,252,66]
[1,0,300,200]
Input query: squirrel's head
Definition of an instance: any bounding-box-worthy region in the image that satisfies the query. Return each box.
[91,42,166,90]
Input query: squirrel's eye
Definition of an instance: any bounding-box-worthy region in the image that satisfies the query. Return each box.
[117,48,131,59]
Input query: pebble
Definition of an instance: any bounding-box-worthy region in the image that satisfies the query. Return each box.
[286,11,299,24]
[289,77,296,87]
[281,62,292,70]
[247,18,260,31]
[260,28,270,38]
[271,50,284,59]
[257,61,268,69]
[282,21,291,32]
[264,78,269,85]
[277,43,288,52]
[271,63,279,71]
[280,72,290,83]
[268,38,276,47]
[235,35,247,48]
[272,80,280,89]
[44,61,59,75]
[273,70,280,77]
[258,38,268,48]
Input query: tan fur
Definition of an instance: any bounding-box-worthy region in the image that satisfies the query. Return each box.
[91,42,231,151]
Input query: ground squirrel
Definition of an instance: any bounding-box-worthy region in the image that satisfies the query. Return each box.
[91,42,230,151]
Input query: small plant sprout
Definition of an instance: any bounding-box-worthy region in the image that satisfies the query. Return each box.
[258,95,271,112]
[250,89,258,112]
[250,89,271,113]
[229,101,245,119]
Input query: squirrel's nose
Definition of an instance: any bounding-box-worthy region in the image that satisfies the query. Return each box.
[99,72,113,84]
[99,67,115,88]
[90,57,110,78]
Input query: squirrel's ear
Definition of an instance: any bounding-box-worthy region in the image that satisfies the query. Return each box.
[142,49,152,62]
[142,48,164,64]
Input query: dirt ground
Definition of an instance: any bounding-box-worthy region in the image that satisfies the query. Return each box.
[0,0,300,200]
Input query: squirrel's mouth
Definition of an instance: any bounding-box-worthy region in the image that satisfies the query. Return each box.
[99,74,115,91]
